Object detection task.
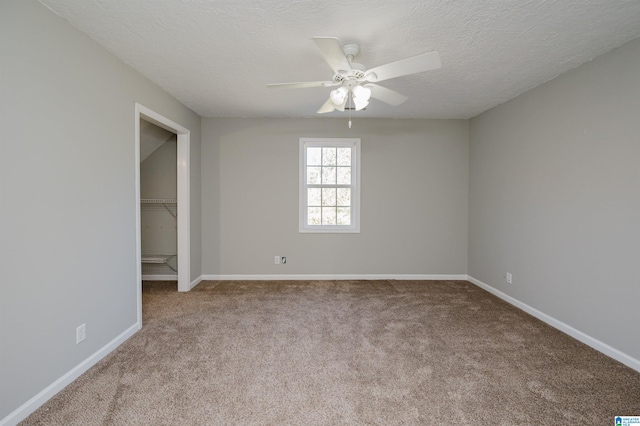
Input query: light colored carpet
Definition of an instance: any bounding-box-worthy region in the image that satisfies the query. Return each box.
[23,280,640,425]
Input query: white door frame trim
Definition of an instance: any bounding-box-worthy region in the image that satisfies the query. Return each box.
[135,103,191,321]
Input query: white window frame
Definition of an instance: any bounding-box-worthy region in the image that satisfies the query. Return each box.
[299,137,361,233]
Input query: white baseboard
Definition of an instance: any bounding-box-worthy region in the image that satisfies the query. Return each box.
[467,275,640,373]
[0,322,141,426]
[190,275,203,289]
[201,274,468,281]
[141,274,177,281]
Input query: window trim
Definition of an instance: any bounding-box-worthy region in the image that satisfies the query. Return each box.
[299,138,361,233]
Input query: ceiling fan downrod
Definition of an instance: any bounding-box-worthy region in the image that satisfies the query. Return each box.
[341,43,360,64]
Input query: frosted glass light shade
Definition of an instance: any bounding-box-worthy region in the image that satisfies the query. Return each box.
[353,97,369,111]
[330,86,348,106]
[352,85,371,101]
[352,84,371,111]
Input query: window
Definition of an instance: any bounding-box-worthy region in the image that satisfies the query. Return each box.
[299,138,360,233]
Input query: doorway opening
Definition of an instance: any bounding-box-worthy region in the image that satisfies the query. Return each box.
[135,104,191,325]
[140,123,177,280]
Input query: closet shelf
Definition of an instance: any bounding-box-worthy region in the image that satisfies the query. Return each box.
[141,198,176,204]
[141,198,177,218]
[141,254,177,273]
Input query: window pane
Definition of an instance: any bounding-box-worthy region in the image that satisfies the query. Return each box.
[321,188,336,206]
[307,167,321,184]
[337,188,350,206]
[307,147,321,166]
[307,207,321,225]
[308,188,321,206]
[337,207,351,225]
[322,207,336,225]
[336,167,351,185]
[337,147,351,166]
[322,147,337,166]
[322,166,336,184]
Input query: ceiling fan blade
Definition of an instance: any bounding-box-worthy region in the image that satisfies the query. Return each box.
[317,98,336,114]
[366,83,408,106]
[365,51,441,83]
[267,81,334,89]
[313,36,352,74]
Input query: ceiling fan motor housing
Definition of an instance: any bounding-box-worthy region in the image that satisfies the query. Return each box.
[336,61,366,82]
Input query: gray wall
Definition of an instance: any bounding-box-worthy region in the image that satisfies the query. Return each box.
[202,118,469,276]
[469,38,640,360]
[0,0,201,420]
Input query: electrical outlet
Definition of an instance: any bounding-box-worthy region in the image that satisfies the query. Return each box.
[281,257,286,264]
[76,323,86,344]
[275,256,280,265]
[506,273,512,284]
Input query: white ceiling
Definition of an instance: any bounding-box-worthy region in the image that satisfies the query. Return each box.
[40,0,640,119]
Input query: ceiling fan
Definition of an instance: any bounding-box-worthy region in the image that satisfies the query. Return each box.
[267,37,441,117]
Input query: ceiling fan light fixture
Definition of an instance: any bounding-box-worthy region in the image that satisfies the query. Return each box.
[353,97,369,111]
[330,86,348,106]
[352,84,371,111]
[353,84,371,101]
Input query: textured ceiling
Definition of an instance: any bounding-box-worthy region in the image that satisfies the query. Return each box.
[39,0,640,119]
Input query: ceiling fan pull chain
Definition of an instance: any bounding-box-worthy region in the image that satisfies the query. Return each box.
[348,93,352,128]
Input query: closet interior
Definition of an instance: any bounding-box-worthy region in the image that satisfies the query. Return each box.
[140,120,178,279]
